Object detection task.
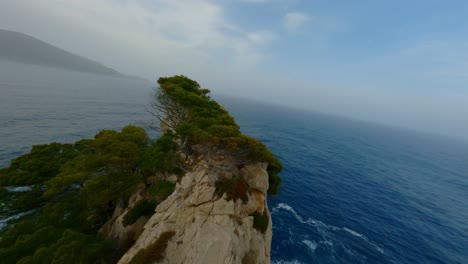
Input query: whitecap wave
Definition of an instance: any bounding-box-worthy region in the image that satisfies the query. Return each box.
[273,203,339,231]
[343,227,384,254]
[302,240,317,253]
[343,227,368,240]
[273,203,385,255]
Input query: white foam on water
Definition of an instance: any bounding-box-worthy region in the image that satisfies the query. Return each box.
[343,227,368,240]
[273,203,339,231]
[272,260,304,264]
[376,247,385,254]
[343,227,385,254]
[0,209,35,230]
[319,239,334,247]
[302,239,317,253]
[4,186,32,192]
[273,203,386,255]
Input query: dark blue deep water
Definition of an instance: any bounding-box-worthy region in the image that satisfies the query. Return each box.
[221,100,468,264]
[1,62,467,263]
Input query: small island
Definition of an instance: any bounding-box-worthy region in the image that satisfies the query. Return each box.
[0,76,282,264]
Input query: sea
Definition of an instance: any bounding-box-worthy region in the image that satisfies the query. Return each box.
[1,61,467,264]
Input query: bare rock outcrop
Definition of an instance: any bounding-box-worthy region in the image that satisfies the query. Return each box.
[117,156,272,264]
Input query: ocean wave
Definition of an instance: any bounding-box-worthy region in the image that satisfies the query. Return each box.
[273,203,385,254]
[0,209,36,230]
[302,240,317,253]
[273,203,340,231]
[343,227,368,240]
[4,186,32,192]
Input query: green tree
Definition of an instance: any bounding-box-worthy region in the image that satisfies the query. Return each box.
[0,143,77,186]
[153,75,282,194]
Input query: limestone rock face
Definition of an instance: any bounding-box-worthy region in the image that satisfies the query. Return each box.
[117,158,272,264]
[100,185,149,253]
[242,162,269,193]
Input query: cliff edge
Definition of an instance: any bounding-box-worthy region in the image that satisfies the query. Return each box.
[111,76,280,263]
[0,75,281,264]
[116,154,272,263]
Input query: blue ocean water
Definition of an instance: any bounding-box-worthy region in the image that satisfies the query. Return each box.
[220,99,468,264]
[1,62,467,263]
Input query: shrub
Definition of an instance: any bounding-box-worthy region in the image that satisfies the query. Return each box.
[153,75,282,195]
[0,143,77,186]
[140,134,182,177]
[45,125,148,198]
[148,180,176,202]
[123,200,157,226]
[267,172,282,195]
[251,211,269,233]
[215,176,249,204]
[129,231,176,264]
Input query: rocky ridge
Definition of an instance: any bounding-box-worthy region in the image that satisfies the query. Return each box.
[102,75,278,263]
[105,147,272,263]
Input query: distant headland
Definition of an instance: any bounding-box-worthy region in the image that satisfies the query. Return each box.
[0,29,140,79]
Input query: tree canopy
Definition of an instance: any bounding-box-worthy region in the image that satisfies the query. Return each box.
[0,125,178,263]
[154,75,282,194]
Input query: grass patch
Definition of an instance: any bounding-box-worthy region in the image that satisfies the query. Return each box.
[251,211,269,233]
[215,176,249,204]
[129,231,176,264]
[123,200,157,226]
[148,180,175,202]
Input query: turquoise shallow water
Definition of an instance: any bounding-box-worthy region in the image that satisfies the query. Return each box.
[1,62,467,263]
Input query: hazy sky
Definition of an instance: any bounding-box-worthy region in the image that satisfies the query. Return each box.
[1,0,467,141]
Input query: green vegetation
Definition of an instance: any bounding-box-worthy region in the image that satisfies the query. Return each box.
[1,186,44,218]
[129,231,176,264]
[0,192,112,264]
[0,126,152,263]
[251,211,269,234]
[215,176,249,204]
[267,168,282,196]
[148,180,176,201]
[123,200,158,226]
[45,125,148,200]
[140,133,182,177]
[0,143,77,186]
[0,75,281,263]
[155,75,282,194]
[13,230,111,264]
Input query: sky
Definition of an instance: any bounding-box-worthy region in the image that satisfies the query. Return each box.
[0,0,467,141]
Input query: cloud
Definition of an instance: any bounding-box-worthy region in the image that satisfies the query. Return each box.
[0,0,275,79]
[247,30,276,45]
[283,12,310,32]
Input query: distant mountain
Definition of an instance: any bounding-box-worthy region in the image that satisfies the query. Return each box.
[0,29,129,78]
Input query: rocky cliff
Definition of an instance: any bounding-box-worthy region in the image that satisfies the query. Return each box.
[0,76,281,264]
[102,75,280,263]
[103,145,272,264]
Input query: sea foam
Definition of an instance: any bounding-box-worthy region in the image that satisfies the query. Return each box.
[273,203,385,255]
